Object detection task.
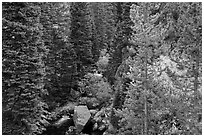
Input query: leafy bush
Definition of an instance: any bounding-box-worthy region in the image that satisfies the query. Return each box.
[78,72,113,107]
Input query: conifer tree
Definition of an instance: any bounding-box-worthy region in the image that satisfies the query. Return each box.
[116,2,202,135]
[90,2,116,64]
[70,2,94,77]
[108,2,134,129]
[2,2,49,134]
[107,2,133,84]
[39,2,78,105]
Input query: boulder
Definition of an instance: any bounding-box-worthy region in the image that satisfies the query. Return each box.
[73,106,91,133]
[53,116,73,128]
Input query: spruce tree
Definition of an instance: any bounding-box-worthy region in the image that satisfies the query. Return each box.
[39,2,78,105]
[107,2,133,85]
[107,2,134,129]
[70,2,94,77]
[2,2,49,134]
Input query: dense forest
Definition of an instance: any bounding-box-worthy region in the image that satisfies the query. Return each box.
[2,2,202,135]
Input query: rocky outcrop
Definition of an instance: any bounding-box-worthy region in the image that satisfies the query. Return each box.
[42,104,111,135]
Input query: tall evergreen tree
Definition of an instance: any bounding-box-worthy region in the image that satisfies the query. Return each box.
[39,2,78,105]
[2,2,49,134]
[116,2,202,135]
[108,2,134,129]
[107,2,133,84]
[70,2,94,77]
[90,2,116,65]
[2,2,201,135]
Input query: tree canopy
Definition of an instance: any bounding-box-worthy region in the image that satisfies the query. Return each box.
[2,2,202,135]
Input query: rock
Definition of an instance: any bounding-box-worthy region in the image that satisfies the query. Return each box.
[66,126,76,135]
[40,119,50,127]
[54,116,72,128]
[90,109,97,115]
[62,102,78,114]
[93,108,106,122]
[94,116,102,122]
[51,102,78,121]
[98,124,106,131]
[93,123,98,131]
[94,108,105,118]
[73,106,91,133]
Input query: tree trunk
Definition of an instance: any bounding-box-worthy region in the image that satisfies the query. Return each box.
[143,3,148,135]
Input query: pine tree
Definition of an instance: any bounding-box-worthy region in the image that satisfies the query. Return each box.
[108,2,134,129]
[39,2,78,105]
[117,2,202,135]
[70,2,94,78]
[107,2,133,85]
[2,2,49,134]
[90,2,116,69]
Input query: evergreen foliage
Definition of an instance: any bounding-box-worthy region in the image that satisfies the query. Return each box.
[115,2,202,135]
[107,2,134,84]
[70,2,94,77]
[2,2,202,135]
[2,2,49,134]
